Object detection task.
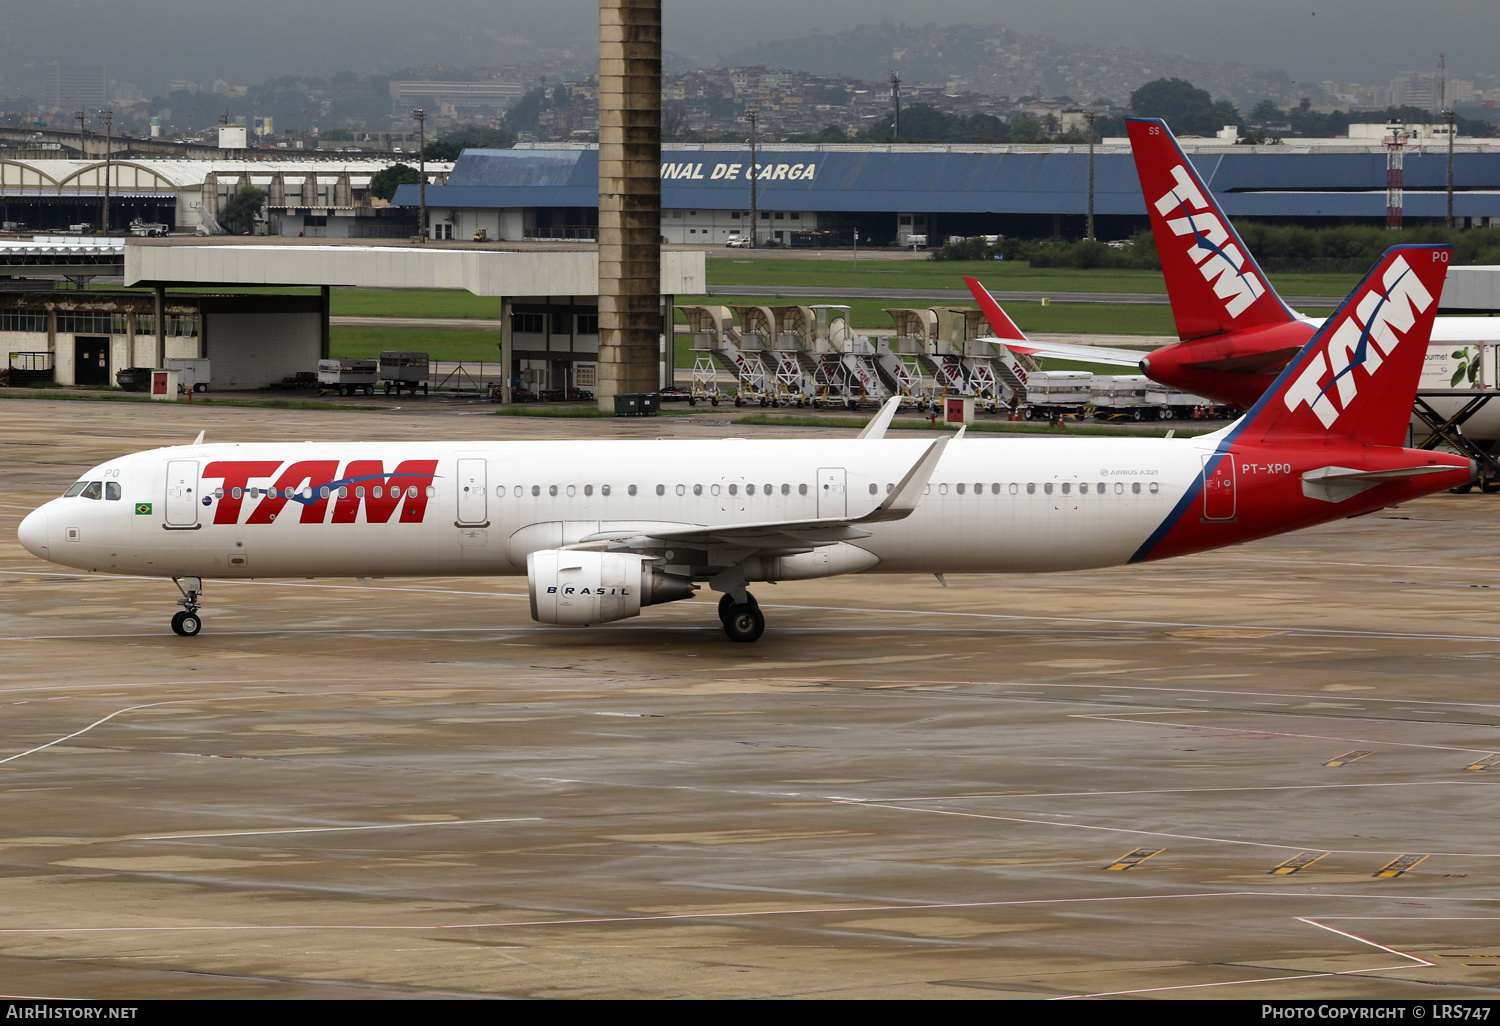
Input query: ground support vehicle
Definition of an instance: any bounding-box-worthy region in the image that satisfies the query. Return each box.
[1022,370,1093,421]
[317,359,378,397]
[379,351,429,396]
[164,358,211,394]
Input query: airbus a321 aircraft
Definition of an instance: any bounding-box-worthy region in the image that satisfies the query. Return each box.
[18,246,1471,643]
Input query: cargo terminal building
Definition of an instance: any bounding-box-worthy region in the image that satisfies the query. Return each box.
[395,141,1500,246]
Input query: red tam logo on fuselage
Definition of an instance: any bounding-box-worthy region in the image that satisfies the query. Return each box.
[201,459,439,526]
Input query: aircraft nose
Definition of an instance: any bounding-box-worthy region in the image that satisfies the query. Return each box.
[17,506,48,559]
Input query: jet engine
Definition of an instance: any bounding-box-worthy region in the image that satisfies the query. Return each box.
[527,550,696,625]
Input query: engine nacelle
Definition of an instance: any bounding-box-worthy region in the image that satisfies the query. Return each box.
[528,549,696,625]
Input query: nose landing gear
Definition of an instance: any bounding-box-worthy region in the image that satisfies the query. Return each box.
[171,577,203,636]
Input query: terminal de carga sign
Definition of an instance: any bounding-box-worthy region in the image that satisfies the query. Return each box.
[660,160,817,182]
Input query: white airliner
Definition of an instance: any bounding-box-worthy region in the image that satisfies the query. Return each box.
[17,245,1473,642]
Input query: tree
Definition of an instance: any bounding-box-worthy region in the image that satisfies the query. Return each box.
[1130,77,1241,136]
[219,185,266,234]
[369,163,422,202]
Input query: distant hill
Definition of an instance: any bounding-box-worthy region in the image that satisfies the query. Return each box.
[714,21,1303,110]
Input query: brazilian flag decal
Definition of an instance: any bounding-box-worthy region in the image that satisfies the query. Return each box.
[135,502,153,516]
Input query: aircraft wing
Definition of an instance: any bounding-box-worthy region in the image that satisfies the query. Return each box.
[990,337,1149,368]
[577,436,949,555]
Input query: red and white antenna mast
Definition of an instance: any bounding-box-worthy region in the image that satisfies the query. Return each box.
[1385,120,1409,229]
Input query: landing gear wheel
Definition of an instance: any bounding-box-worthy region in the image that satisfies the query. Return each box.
[717,591,758,623]
[722,602,765,643]
[1451,482,1475,494]
[171,610,202,637]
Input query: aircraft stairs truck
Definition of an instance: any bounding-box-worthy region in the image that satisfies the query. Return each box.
[680,305,775,407]
[804,305,892,409]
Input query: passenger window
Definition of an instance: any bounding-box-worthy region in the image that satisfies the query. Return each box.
[1115,482,1124,494]
[628,485,638,496]
[549,485,558,497]
[214,488,224,499]
[532,485,541,497]
[318,486,330,499]
[798,484,808,496]
[372,486,383,499]
[408,486,418,498]
[747,483,756,496]
[1009,483,1019,495]
[728,484,737,496]
[566,485,576,497]
[1044,483,1053,495]
[886,483,894,494]
[64,481,88,497]
[583,485,592,497]
[1149,482,1160,494]
[1061,482,1071,494]
[81,481,103,500]
[1026,483,1035,494]
[425,486,435,498]
[496,485,506,497]
[868,483,877,495]
[710,484,720,496]
[105,482,121,500]
[781,484,790,495]
[764,483,772,495]
[656,484,665,496]
[601,484,611,496]
[676,484,685,496]
[955,483,964,495]
[1132,482,1141,494]
[693,484,703,496]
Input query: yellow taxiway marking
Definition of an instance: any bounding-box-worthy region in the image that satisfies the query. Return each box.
[1270,851,1327,875]
[1325,750,1375,767]
[1374,854,1429,878]
[1465,754,1500,771]
[1104,847,1162,871]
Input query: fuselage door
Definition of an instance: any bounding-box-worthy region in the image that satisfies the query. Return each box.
[165,460,199,527]
[817,467,847,519]
[1200,454,1237,521]
[456,458,488,525]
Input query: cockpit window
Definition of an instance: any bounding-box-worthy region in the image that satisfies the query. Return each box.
[80,481,103,500]
[105,482,121,501]
[63,481,88,497]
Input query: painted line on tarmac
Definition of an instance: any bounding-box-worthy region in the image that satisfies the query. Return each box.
[139,817,540,841]
[0,890,1496,936]
[0,693,294,767]
[850,780,1489,803]
[838,799,1500,858]
[1074,710,1500,756]
[783,676,1500,714]
[4,565,1500,644]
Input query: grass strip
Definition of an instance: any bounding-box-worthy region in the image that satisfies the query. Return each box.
[731,413,1214,438]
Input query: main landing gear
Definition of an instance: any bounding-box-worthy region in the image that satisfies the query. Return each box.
[717,591,764,643]
[170,576,203,636]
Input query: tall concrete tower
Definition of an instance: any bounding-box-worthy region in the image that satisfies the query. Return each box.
[597,0,663,410]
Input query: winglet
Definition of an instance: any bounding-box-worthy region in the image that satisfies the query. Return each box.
[963,276,1028,341]
[857,396,903,439]
[192,430,205,445]
[859,436,948,523]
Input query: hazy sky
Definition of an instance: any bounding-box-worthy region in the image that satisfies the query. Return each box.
[4,1,1493,91]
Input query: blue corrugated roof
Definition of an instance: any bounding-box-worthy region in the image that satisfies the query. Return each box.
[391,147,1500,219]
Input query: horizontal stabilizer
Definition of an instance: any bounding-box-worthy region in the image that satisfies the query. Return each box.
[1302,464,1465,503]
[995,338,1148,368]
